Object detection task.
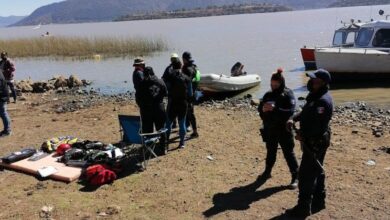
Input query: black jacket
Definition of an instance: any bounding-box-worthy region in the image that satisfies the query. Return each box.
[162,64,173,92]
[182,63,196,79]
[293,87,333,138]
[167,69,193,102]
[137,75,167,108]
[133,68,144,105]
[0,73,9,103]
[259,87,296,130]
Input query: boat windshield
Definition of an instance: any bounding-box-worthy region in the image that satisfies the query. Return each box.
[333,31,356,46]
[372,29,390,48]
[355,27,374,47]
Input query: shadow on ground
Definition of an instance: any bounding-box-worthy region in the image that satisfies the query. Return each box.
[203,175,290,218]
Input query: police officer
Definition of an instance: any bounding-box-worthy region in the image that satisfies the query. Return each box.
[182,51,199,138]
[165,60,193,149]
[258,68,299,189]
[286,69,334,217]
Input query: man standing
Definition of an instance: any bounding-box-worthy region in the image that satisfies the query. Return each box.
[0,52,16,103]
[162,53,180,129]
[0,69,11,137]
[137,66,168,155]
[162,53,180,85]
[165,60,193,149]
[286,69,334,217]
[132,57,145,107]
[182,51,199,138]
[258,68,299,189]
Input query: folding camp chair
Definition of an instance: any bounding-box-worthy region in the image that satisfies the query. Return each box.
[118,115,167,169]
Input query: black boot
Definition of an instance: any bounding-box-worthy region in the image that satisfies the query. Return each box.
[260,168,272,180]
[285,203,311,218]
[311,197,326,214]
[157,143,168,156]
[288,172,298,190]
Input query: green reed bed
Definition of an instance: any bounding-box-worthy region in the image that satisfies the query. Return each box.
[0,36,167,58]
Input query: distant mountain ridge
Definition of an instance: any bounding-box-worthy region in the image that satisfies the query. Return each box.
[0,16,26,27]
[12,0,340,26]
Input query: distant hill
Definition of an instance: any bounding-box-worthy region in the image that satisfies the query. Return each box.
[12,0,339,27]
[0,16,25,27]
[329,0,390,8]
[115,4,292,22]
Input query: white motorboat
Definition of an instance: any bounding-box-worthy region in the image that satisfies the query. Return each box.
[315,17,390,81]
[301,21,364,70]
[199,74,261,93]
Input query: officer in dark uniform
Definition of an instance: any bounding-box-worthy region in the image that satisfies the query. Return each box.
[286,69,334,217]
[182,51,199,138]
[258,68,299,189]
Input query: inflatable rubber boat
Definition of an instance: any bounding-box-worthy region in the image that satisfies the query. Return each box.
[198,74,261,93]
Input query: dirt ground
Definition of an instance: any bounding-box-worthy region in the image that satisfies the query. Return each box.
[0,94,389,220]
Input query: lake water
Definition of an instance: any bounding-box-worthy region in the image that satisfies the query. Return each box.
[1,5,390,106]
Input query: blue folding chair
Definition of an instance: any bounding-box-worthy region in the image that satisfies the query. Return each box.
[118,115,167,169]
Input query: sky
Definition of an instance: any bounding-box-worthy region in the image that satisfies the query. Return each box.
[0,0,64,17]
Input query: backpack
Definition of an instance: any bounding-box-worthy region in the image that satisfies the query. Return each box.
[85,164,117,186]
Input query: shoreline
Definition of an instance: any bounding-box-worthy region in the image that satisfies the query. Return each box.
[0,91,389,219]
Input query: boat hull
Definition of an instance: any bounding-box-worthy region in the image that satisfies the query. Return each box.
[315,48,390,81]
[301,47,317,70]
[199,74,261,93]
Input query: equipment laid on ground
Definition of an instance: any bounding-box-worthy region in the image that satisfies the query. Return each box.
[1,148,37,164]
[0,153,82,182]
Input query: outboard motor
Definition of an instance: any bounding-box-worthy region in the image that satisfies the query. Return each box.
[231,62,247,77]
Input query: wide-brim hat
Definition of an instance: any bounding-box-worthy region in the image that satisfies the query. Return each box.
[133,57,145,66]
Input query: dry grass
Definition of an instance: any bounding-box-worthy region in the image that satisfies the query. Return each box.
[0,36,167,58]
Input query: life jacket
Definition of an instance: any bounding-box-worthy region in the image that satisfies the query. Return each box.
[85,164,117,186]
[193,68,201,83]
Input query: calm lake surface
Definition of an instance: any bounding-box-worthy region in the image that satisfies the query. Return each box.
[1,5,390,106]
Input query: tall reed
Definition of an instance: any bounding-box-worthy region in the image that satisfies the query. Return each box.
[0,36,167,58]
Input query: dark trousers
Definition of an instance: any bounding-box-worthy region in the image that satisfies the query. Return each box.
[139,103,167,149]
[166,100,188,146]
[186,102,197,131]
[264,129,299,175]
[6,81,17,101]
[298,133,330,206]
